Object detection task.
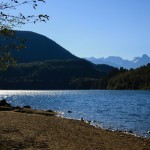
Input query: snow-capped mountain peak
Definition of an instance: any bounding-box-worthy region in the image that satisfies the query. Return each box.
[85,54,150,69]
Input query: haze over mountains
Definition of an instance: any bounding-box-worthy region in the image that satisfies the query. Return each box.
[86,54,150,69]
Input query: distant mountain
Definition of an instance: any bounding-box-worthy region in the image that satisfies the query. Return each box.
[2,30,77,63]
[86,54,150,69]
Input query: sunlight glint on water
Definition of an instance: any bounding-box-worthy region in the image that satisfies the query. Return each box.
[0,90,150,138]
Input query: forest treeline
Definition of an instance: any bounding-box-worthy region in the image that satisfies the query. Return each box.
[0,58,149,90]
[107,64,150,90]
[0,59,110,89]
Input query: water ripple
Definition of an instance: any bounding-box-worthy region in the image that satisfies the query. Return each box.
[0,90,150,138]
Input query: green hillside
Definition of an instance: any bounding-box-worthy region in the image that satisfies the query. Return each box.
[12,31,77,62]
[107,64,150,90]
[0,59,107,89]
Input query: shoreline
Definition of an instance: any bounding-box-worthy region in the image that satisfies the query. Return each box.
[1,99,150,139]
[58,114,150,139]
[0,101,150,150]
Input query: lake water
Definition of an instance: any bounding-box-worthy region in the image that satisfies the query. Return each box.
[0,90,150,138]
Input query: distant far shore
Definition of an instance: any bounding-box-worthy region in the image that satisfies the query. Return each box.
[0,100,150,150]
[0,88,150,90]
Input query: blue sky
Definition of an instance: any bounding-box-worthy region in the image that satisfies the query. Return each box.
[14,0,150,60]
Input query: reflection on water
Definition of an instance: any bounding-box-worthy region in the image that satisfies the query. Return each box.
[0,90,150,138]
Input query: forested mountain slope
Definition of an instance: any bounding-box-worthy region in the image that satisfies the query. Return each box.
[3,31,78,63]
[107,64,150,90]
[0,59,107,89]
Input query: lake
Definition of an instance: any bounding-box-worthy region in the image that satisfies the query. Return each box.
[0,90,150,138]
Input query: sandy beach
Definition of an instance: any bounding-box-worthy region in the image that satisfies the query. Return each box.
[0,106,150,150]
